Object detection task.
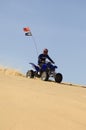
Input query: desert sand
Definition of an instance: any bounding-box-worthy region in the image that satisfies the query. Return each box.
[0,67,86,130]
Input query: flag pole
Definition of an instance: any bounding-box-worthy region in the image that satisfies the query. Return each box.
[23,27,38,57]
[32,35,38,57]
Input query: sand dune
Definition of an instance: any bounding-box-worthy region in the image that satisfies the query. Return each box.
[0,67,24,76]
[0,67,86,130]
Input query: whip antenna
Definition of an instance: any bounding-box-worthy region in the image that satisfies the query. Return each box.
[23,27,38,57]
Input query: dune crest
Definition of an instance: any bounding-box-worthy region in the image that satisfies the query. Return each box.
[0,67,24,77]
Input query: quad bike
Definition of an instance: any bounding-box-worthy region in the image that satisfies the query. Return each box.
[26,62,63,83]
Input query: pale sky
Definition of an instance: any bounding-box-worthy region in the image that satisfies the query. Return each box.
[0,0,86,85]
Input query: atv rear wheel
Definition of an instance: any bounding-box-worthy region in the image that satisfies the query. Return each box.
[55,73,63,83]
[26,70,34,78]
[41,71,49,81]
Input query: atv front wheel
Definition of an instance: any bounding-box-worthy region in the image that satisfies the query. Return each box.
[26,70,34,78]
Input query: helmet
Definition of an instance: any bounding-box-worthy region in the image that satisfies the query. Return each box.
[43,48,48,55]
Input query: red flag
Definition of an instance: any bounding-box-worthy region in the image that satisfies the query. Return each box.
[23,27,30,32]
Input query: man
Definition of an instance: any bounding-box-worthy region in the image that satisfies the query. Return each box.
[38,48,55,67]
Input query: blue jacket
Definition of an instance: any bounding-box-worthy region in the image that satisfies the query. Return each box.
[38,54,54,65]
